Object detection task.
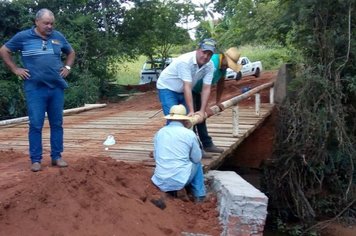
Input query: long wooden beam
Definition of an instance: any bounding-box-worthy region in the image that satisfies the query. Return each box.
[0,103,107,126]
[209,81,274,116]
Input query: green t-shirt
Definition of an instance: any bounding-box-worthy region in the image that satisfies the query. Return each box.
[193,53,227,93]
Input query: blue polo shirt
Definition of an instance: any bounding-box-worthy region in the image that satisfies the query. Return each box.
[5,26,73,91]
[193,53,227,93]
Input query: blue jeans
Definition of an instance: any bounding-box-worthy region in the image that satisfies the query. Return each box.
[25,86,64,163]
[193,92,213,148]
[187,162,206,197]
[158,89,188,115]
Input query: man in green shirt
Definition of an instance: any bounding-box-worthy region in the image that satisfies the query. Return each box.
[192,47,242,153]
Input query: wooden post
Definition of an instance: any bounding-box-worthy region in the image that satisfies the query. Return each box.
[232,106,239,137]
[255,93,261,116]
[270,87,275,104]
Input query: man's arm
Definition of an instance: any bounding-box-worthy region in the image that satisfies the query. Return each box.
[60,50,76,78]
[190,135,202,163]
[65,50,75,68]
[183,81,195,116]
[0,45,30,79]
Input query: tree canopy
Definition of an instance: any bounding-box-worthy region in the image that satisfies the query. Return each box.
[120,0,190,61]
[0,0,195,116]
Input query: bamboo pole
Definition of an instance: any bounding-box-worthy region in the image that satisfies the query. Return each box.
[208,81,274,116]
[0,103,107,126]
[63,103,107,115]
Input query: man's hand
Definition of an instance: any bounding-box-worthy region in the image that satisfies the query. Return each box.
[217,103,225,112]
[196,110,206,119]
[190,111,206,126]
[187,111,195,117]
[205,108,214,117]
[60,67,70,78]
[14,68,30,80]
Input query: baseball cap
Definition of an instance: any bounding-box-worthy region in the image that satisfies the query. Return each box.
[199,38,216,53]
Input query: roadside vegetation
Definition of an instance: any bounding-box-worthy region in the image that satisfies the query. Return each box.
[110,55,146,85]
[113,44,291,85]
[0,0,355,235]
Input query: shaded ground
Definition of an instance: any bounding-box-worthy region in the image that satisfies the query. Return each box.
[0,70,353,235]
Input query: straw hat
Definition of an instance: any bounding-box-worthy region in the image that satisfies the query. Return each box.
[164,105,191,120]
[224,47,242,72]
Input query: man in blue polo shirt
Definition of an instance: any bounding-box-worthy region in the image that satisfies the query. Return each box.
[0,8,75,172]
[192,47,241,153]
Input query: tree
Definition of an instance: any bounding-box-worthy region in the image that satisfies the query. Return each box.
[212,0,291,47]
[264,0,356,233]
[120,0,190,61]
[0,0,34,119]
[0,0,134,116]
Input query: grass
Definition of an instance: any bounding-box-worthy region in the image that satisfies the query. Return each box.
[112,55,147,85]
[238,44,295,71]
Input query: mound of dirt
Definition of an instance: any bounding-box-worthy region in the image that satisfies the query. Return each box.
[0,154,221,236]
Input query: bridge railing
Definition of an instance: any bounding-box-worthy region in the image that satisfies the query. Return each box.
[208,81,275,137]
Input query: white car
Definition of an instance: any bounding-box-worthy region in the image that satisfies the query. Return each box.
[139,58,173,84]
[226,56,263,80]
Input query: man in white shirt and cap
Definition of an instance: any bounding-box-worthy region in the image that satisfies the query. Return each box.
[192,47,242,154]
[156,38,216,119]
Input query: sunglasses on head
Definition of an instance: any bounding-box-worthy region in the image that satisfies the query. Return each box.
[42,40,47,51]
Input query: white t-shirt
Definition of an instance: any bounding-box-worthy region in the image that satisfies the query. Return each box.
[156,51,214,93]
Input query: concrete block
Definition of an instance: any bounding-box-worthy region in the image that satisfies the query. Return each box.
[206,170,268,236]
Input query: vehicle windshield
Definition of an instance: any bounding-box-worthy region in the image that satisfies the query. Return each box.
[142,58,172,71]
[143,62,163,70]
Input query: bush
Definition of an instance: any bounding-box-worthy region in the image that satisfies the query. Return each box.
[0,78,26,120]
[64,70,101,109]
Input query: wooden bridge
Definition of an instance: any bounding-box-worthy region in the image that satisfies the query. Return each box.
[0,81,275,171]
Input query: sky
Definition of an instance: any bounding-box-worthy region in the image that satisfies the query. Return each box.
[178,0,222,39]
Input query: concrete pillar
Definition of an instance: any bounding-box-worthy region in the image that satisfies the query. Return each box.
[274,64,295,104]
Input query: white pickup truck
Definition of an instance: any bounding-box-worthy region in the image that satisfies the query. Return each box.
[139,58,173,84]
[226,56,263,80]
